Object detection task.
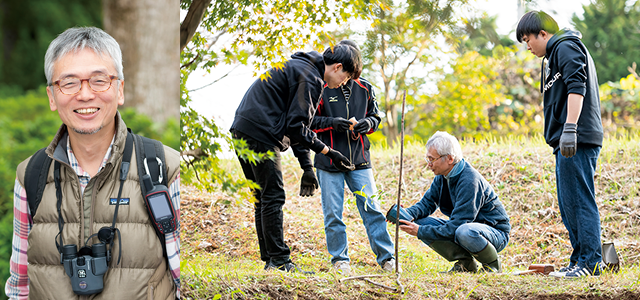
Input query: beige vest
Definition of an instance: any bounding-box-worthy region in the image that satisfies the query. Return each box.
[17,115,179,300]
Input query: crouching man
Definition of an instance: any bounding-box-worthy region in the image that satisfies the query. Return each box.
[397,131,510,272]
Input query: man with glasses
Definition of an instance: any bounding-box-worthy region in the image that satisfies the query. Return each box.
[397,131,510,273]
[5,27,180,299]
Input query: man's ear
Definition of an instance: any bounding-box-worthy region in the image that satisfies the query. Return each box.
[333,63,343,72]
[46,86,57,112]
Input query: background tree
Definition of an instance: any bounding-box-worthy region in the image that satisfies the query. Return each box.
[355,0,468,145]
[572,0,640,84]
[179,0,378,195]
[103,0,180,124]
[0,0,101,91]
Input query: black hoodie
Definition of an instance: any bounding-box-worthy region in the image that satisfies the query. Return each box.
[231,51,327,156]
[541,29,603,152]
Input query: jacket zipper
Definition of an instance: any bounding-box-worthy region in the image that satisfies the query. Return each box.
[343,85,353,164]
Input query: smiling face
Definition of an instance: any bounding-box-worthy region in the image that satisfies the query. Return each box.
[46,48,124,136]
[522,31,551,58]
[324,63,351,89]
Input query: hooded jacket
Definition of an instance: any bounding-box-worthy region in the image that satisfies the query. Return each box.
[16,114,179,300]
[405,159,511,244]
[541,29,603,152]
[230,51,327,155]
[310,78,380,172]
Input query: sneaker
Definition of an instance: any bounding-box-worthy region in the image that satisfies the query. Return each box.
[565,264,601,279]
[333,261,351,276]
[549,263,577,277]
[382,258,402,273]
[263,261,270,270]
[266,262,315,275]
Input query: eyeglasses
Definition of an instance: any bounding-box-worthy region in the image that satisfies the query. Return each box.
[51,74,118,95]
[424,154,446,164]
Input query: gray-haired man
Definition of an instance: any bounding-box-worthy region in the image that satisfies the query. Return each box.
[398,131,511,273]
[5,27,180,299]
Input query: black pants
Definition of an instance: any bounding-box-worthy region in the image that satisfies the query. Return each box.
[233,132,291,265]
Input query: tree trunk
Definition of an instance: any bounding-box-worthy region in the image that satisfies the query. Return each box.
[103,0,180,124]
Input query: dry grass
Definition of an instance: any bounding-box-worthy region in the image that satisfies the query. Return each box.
[181,135,640,299]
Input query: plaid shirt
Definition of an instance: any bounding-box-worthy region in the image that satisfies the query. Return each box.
[5,138,181,299]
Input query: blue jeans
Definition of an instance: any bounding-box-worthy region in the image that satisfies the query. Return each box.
[414,217,509,253]
[556,146,602,269]
[317,168,395,266]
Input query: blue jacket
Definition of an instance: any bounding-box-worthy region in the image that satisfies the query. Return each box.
[406,159,511,243]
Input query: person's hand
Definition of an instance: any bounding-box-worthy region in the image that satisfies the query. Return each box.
[325,148,355,171]
[332,117,352,132]
[299,169,318,197]
[353,118,373,134]
[559,123,577,158]
[398,219,419,236]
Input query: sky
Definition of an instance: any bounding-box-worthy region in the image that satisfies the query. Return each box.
[184,0,592,152]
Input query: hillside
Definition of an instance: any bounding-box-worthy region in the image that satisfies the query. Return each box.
[181,135,640,299]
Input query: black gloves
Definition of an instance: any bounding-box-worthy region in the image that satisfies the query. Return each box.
[332,117,352,132]
[353,118,373,134]
[299,169,318,197]
[559,123,577,158]
[325,148,355,171]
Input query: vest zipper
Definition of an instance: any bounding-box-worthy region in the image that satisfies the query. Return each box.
[55,159,86,248]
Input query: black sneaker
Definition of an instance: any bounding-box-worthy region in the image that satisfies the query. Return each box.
[266,262,315,275]
[564,264,602,279]
[263,261,270,270]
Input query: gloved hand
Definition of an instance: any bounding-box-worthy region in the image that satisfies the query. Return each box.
[559,123,577,158]
[299,169,318,197]
[353,118,373,134]
[325,148,355,171]
[332,117,352,132]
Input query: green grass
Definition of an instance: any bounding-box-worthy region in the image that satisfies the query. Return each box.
[181,134,640,299]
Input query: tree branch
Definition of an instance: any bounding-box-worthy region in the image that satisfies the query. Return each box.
[181,148,208,160]
[180,0,212,52]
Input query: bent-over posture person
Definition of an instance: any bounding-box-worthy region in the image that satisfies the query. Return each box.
[398,131,510,273]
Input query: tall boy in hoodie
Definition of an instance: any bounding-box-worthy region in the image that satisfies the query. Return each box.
[516,11,604,278]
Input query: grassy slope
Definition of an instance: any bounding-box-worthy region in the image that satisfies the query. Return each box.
[181,135,640,299]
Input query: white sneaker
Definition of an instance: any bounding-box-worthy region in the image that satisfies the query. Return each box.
[333,261,351,276]
[383,258,402,273]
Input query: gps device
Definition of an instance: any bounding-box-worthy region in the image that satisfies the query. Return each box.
[142,158,177,235]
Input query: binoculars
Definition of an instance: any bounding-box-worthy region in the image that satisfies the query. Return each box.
[61,243,109,295]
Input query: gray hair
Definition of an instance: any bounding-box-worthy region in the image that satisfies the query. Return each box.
[426,131,463,163]
[44,27,124,85]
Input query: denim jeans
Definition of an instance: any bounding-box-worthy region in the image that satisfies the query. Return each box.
[414,217,509,253]
[556,145,602,269]
[317,168,395,266]
[234,132,291,266]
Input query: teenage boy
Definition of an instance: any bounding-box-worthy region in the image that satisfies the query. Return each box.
[310,41,397,276]
[516,11,604,278]
[230,43,361,274]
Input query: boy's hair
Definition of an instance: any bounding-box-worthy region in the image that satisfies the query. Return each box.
[323,43,362,79]
[516,11,559,43]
